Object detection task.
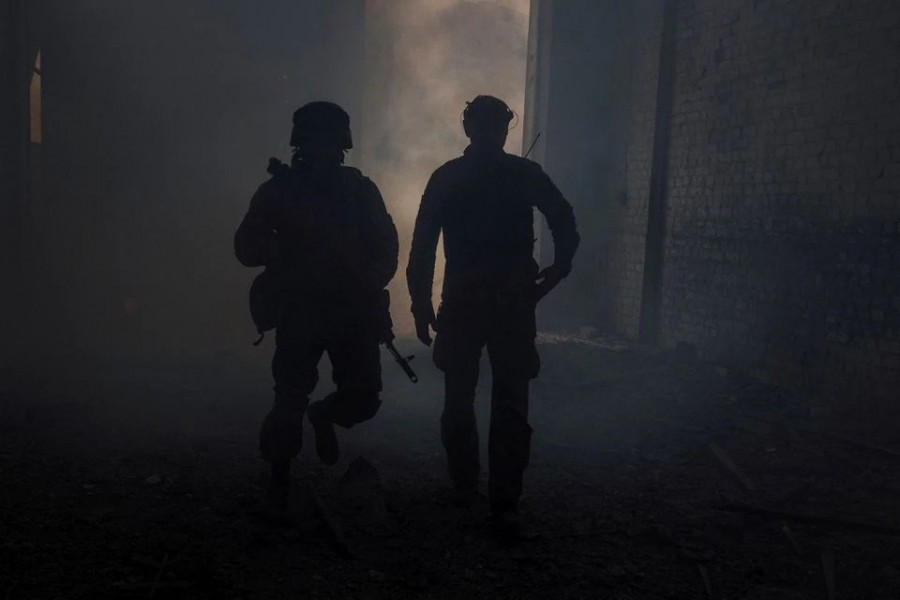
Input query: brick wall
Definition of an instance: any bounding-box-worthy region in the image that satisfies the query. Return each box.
[610,0,900,418]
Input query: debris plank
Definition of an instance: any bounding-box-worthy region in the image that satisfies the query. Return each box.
[780,524,801,554]
[148,553,169,599]
[712,502,900,537]
[306,481,354,559]
[822,548,835,600]
[698,564,713,599]
[825,433,900,460]
[708,442,757,492]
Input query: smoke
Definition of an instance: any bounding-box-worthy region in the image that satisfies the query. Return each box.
[357,0,531,333]
[24,0,528,360]
[29,1,370,360]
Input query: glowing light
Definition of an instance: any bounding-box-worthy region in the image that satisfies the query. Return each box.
[361,0,531,333]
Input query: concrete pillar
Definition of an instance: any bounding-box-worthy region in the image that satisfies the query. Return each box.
[526,0,660,331]
[0,1,27,246]
[0,0,30,349]
[637,0,677,343]
[526,0,642,331]
[522,0,553,266]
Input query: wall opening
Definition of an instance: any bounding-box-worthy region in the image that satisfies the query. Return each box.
[359,0,531,333]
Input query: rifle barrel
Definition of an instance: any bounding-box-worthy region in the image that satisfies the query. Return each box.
[385,341,418,383]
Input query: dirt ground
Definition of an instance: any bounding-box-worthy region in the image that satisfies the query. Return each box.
[2,335,900,599]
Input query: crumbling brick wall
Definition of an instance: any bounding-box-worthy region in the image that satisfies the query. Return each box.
[613,0,900,418]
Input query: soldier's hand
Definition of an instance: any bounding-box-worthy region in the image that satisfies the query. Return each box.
[534,265,567,301]
[414,307,437,346]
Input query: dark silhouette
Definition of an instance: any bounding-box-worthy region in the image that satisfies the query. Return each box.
[235,102,399,511]
[407,95,580,536]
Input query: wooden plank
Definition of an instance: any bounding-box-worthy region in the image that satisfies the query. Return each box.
[708,442,757,492]
[780,524,801,555]
[825,433,900,460]
[697,564,713,599]
[822,548,835,600]
[307,481,354,559]
[712,502,900,537]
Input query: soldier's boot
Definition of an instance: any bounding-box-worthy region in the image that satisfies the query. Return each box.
[441,374,481,505]
[307,400,339,466]
[450,485,487,509]
[259,402,306,460]
[487,393,533,542]
[259,400,306,517]
[488,509,522,540]
[263,459,291,514]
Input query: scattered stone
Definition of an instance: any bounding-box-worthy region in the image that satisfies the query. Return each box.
[145,475,162,485]
[879,565,900,586]
[341,456,380,487]
[740,586,805,599]
[608,564,628,581]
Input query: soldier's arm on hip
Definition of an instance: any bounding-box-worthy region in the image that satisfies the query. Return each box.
[406,170,445,315]
[531,165,580,274]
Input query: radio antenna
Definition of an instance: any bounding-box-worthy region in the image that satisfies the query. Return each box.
[523,132,542,159]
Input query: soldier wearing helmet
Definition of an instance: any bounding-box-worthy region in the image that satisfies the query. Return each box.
[235,101,399,512]
[407,95,580,536]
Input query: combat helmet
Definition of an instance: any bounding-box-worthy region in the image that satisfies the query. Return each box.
[290,101,353,149]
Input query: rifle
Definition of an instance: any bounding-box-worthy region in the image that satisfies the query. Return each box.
[384,339,418,383]
[378,290,418,383]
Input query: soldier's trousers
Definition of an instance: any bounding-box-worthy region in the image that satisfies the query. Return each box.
[432,294,540,513]
[259,306,382,463]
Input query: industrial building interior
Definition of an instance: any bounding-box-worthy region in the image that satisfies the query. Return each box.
[2,0,899,598]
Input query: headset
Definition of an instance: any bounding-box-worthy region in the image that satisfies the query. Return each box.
[461,95,517,137]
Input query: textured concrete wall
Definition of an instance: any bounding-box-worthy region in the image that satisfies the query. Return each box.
[0,0,23,246]
[0,2,15,219]
[34,1,369,358]
[604,0,900,418]
[0,0,28,353]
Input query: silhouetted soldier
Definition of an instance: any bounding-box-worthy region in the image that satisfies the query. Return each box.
[407,95,580,535]
[235,102,398,510]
